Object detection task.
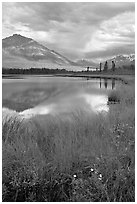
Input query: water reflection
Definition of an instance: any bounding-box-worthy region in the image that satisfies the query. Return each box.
[86,77,89,81]
[3,76,119,118]
[99,78,116,89]
[104,78,108,89]
[83,94,109,113]
[20,104,54,118]
[81,78,116,90]
[112,79,115,89]
[19,92,109,118]
[100,78,101,89]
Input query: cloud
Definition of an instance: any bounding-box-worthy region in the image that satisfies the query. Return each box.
[85,44,135,62]
[2,2,135,61]
[84,11,135,60]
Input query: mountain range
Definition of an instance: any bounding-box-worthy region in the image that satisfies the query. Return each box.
[75,59,97,68]
[103,54,135,69]
[76,54,135,69]
[2,34,135,70]
[2,34,78,69]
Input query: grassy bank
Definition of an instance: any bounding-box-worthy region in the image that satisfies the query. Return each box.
[55,73,135,85]
[2,81,135,201]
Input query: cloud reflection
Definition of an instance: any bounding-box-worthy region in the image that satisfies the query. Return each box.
[82,94,109,113]
[19,104,55,118]
[19,93,109,118]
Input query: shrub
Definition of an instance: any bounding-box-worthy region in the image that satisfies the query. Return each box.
[108,90,120,103]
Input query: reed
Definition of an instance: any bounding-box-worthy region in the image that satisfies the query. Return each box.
[2,83,135,201]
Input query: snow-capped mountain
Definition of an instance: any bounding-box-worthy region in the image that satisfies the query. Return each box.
[103,54,135,69]
[111,54,135,63]
[2,34,77,68]
[76,54,135,69]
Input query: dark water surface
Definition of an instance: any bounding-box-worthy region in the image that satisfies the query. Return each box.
[2,76,121,118]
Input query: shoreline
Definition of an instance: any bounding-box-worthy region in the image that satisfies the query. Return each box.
[2,73,135,84]
[54,71,135,84]
[55,73,135,84]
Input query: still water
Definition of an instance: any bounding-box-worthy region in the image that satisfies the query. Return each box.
[2,76,121,118]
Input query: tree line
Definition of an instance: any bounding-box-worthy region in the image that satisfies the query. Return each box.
[2,68,74,75]
[2,63,134,75]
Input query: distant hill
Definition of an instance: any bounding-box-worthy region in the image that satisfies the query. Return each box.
[75,59,97,68]
[101,54,135,70]
[76,54,135,69]
[2,34,78,69]
[76,54,135,70]
[2,34,135,71]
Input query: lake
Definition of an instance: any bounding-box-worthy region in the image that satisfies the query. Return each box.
[2,75,121,118]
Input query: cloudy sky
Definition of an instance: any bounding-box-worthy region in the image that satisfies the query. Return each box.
[2,2,135,62]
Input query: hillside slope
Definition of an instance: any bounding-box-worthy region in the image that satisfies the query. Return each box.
[2,34,77,69]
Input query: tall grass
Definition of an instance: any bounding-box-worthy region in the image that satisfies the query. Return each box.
[2,82,135,201]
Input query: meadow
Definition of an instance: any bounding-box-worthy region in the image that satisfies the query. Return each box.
[2,77,135,202]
